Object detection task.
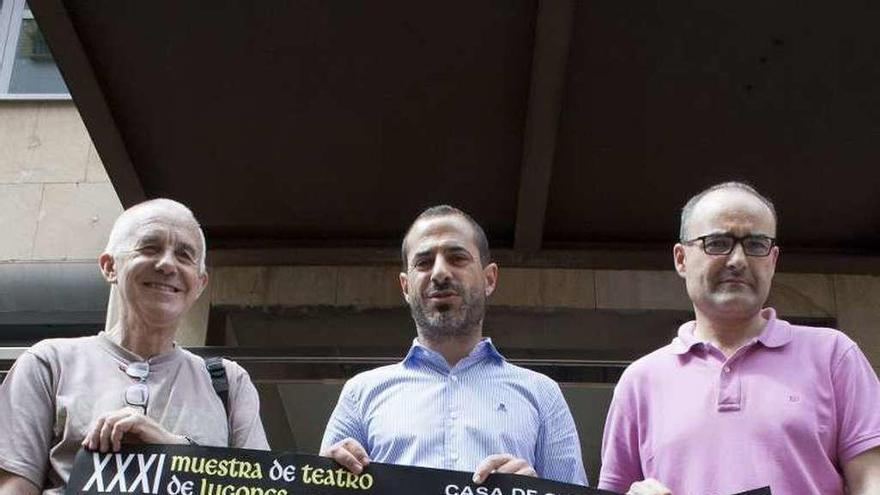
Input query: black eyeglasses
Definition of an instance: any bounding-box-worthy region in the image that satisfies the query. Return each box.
[681,233,776,257]
[124,361,149,412]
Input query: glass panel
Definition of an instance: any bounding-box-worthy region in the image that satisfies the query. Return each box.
[8,6,67,94]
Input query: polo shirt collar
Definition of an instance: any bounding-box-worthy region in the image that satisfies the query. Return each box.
[670,307,792,355]
[755,308,792,348]
[403,336,504,372]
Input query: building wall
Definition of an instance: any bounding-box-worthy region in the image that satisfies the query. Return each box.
[0,101,211,344]
[1,101,878,372]
[210,266,880,374]
[0,101,119,262]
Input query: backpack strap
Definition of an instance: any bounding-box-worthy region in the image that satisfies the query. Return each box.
[204,356,229,414]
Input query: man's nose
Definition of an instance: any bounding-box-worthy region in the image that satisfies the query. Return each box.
[430,254,452,283]
[726,241,748,270]
[154,249,177,274]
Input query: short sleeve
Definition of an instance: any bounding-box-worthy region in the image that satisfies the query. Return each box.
[320,379,366,453]
[533,381,588,485]
[0,350,56,487]
[225,360,270,450]
[833,344,880,463]
[598,373,645,493]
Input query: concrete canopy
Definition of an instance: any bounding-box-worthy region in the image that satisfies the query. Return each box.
[31,0,880,272]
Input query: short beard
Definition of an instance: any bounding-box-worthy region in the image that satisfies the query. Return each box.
[410,285,485,342]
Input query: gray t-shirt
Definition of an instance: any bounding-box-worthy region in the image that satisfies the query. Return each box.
[0,333,269,494]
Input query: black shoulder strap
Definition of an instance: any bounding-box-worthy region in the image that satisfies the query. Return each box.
[204,356,229,414]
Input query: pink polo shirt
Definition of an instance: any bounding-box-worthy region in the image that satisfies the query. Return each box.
[599,308,880,495]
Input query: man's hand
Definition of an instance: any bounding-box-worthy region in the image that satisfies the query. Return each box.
[320,437,370,474]
[472,454,537,484]
[82,407,186,452]
[626,478,672,495]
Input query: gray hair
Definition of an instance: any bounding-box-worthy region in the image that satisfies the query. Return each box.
[680,181,777,240]
[105,198,207,274]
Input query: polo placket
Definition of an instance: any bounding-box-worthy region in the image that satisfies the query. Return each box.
[712,341,757,412]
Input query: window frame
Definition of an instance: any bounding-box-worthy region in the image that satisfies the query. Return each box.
[0,0,71,100]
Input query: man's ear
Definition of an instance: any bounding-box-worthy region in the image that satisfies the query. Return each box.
[399,272,410,303]
[99,253,117,283]
[483,262,498,297]
[768,245,780,275]
[673,244,687,279]
[195,272,209,298]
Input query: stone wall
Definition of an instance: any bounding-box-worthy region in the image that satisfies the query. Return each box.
[0,102,121,262]
[209,266,880,371]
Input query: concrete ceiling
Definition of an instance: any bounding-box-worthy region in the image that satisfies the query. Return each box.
[31,0,880,272]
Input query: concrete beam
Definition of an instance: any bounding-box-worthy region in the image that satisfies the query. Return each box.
[513,0,575,252]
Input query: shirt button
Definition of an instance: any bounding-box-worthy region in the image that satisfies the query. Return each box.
[450,375,458,382]
[723,366,732,373]
[451,452,459,461]
[450,411,457,419]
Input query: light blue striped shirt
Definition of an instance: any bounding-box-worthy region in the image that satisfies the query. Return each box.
[321,338,588,485]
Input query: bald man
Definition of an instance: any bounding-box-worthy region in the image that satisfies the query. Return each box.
[0,199,268,495]
[599,182,880,495]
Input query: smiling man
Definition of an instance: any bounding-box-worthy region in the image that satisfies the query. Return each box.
[0,199,268,495]
[598,182,880,495]
[320,205,587,486]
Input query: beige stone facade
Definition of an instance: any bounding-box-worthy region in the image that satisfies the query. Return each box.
[0,102,120,262]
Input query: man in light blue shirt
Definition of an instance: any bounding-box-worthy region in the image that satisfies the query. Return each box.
[320,205,587,486]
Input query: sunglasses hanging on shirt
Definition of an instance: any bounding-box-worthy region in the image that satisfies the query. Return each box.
[124,361,150,412]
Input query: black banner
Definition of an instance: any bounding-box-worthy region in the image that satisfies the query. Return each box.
[66,445,770,495]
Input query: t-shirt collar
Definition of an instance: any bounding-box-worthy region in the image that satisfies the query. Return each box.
[96,331,182,367]
[670,307,792,355]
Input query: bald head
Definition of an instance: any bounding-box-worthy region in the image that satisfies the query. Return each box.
[104,198,207,274]
[680,182,777,240]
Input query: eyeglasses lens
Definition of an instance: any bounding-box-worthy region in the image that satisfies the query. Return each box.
[742,238,772,256]
[125,383,149,409]
[125,361,149,380]
[704,237,733,255]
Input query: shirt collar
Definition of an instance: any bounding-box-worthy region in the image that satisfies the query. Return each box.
[96,331,182,366]
[754,308,792,348]
[670,307,792,355]
[403,337,505,372]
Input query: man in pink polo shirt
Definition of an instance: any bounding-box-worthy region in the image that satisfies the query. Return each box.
[599,182,880,495]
